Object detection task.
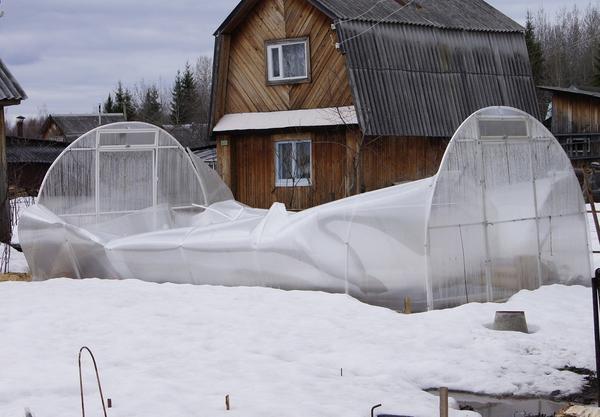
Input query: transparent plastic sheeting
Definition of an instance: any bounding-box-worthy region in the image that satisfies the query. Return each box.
[20,109,591,311]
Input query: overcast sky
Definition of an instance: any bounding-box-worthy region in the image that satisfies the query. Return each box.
[0,0,597,123]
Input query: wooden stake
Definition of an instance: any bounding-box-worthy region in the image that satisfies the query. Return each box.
[439,387,448,417]
[403,296,412,314]
[225,394,230,411]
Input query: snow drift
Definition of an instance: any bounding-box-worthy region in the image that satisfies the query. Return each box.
[19,107,592,311]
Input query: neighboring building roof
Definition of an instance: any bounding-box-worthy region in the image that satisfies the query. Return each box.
[211,0,537,138]
[6,136,67,164]
[41,114,125,142]
[161,123,211,149]
[216,0,523,35]
[213,106,357,132]
[0,59,27,105]
[538,85,600,100]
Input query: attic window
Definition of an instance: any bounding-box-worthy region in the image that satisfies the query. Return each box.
[266,38,310,84]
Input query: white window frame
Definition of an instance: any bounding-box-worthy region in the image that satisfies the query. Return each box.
[266,38,310,84]
[275,140,312,187]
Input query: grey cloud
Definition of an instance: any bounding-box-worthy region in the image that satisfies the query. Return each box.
[0,0,595,123]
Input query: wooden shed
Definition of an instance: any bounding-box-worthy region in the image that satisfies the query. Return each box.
[210,0,539,210]
[538,85,600,166]
[0,59,26,243]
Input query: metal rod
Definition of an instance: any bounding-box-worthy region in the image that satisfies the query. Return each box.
[584,169,600,245]
[370,404,382,417]
[592,272,600,408]
[78,346,108,417]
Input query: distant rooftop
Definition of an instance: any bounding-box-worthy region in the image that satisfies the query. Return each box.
[538,85,600,100]
[6,136,67,164]
[41,113,126,142]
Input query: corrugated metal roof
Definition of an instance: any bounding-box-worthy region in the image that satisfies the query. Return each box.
[321,0,523,32]
[337,22,539,137]
[43,114,126,142]
[216,0,522,35]
[0,59,26,104]
[6,137,67,164]
[538,85,600,99]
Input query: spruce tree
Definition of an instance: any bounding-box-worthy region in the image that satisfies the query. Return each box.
[113,81,137,120]
[170,71,184,124]
[525,11,544,86]
[103,94,115,113]
[139,85,163,124]
[180,62,200,123]
[170,63,201,125]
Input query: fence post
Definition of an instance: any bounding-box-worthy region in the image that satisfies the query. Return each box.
[439,387,448,417]
[592,270,600,407]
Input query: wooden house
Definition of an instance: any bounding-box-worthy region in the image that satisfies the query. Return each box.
[40,113,125,143]
[0,59,26,243]
[538,85,600,166]
[6,136,67,197]
[209,0,539,210]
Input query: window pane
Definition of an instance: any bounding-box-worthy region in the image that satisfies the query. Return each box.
[295,142,311,179]
[271,47,280,78]
[276,143,293,180]
[282,43,306,78]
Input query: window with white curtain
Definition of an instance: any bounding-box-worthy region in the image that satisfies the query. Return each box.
[266,38,309,83]
[275,140,312,187]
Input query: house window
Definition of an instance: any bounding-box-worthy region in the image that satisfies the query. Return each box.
[275,140,312,187]
[266,38,309,83]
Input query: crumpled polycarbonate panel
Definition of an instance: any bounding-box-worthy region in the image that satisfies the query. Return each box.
[20,109,591,311]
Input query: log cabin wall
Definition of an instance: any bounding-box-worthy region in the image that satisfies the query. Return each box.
[224,0,353,114]
[551,93,600,135]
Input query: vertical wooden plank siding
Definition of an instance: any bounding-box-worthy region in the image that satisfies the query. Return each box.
[552,93,600,134]
[216,134,235,193]
[224,0,353,114]
[360,136,448,192]
[229,130,449,210]
[232,128,347,210]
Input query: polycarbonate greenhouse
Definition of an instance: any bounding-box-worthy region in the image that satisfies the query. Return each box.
[20,108,592,311]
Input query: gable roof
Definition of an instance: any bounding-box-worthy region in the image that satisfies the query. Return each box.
[211,0,537,138]
[0,59,27,106]
[42,113,125,142]
[216,0,523,35]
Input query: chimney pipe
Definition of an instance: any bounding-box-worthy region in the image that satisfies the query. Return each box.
[16,116,25,138]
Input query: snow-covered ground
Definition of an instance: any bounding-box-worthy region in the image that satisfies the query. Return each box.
[0,279,594,417]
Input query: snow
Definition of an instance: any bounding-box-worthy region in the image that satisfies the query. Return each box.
[0,279,594,417]
[213,106,357,131]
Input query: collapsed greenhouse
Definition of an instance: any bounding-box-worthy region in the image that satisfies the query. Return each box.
[19,107,592,311]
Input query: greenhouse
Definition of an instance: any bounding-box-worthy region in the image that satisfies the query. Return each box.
[19,107,591,311]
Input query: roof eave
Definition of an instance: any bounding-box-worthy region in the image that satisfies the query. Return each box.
[0,99,22,107]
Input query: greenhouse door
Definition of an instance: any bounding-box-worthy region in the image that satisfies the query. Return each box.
[97,149,156,218]
[479,134,541,302]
